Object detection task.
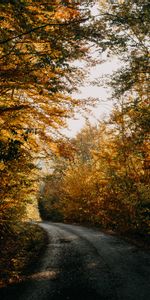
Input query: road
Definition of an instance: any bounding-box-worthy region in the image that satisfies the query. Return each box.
[1,222,150,300]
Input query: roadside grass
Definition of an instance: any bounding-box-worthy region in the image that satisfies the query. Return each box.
[0,222,48,288]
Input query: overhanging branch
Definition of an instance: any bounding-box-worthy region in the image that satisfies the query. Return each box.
[0,18,89,45]
[0,105,30,115]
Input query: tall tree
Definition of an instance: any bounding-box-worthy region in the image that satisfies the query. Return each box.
[0,0,95,233]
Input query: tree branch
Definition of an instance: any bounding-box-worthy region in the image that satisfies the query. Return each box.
[0,18,89,45]
[0,105,30,115]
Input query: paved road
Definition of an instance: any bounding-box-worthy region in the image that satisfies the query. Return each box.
[1,222,150,300]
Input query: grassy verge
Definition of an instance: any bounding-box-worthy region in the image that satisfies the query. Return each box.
[0,222,48,288]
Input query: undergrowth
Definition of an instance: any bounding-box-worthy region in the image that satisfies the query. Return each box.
[0,222,48,288]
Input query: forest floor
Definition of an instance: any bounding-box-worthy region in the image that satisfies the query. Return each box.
[0,222,48,288]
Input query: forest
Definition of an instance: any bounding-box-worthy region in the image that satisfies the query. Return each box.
[0,0,150,287]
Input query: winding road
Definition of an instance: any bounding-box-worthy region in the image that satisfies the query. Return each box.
[1,222,150,300]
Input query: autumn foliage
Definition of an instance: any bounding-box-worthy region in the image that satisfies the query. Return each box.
[0,0,89,228]
[40,113,149,235]
[0,0,91,285]
[39,0,150,236]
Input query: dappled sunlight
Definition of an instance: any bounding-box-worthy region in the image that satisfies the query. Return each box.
[87,261,98,269]
[29,270,59,281]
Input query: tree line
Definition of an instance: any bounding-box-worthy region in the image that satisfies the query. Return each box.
[0,0,95,234]
[39,0,150,235]
[0,0,96,285]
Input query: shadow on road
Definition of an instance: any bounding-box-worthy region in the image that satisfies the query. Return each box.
[0,278,106,300]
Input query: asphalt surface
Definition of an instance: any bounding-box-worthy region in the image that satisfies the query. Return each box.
[1,222,150,300]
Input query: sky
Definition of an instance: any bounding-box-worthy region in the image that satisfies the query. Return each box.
[62,56,120,137]
[61,2,121,137]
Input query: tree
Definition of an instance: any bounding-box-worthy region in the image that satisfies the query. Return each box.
[0,0,95,235]
[40,117,149,234]
[0,0,89,137]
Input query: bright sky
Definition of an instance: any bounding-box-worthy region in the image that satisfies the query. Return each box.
[61,2,121,137]
[62,56,120,137]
